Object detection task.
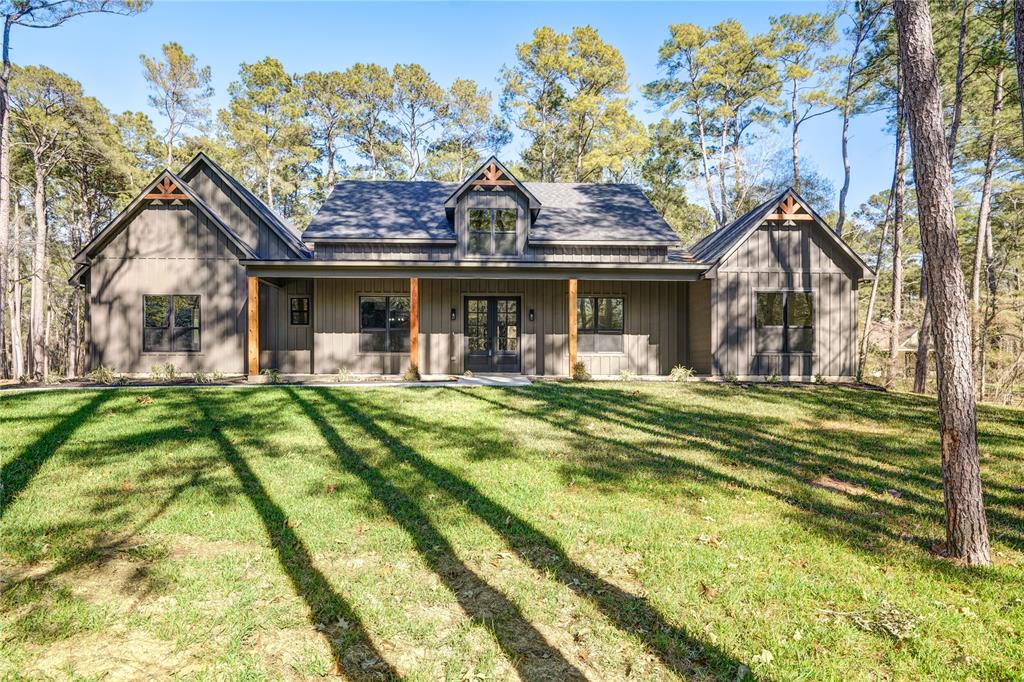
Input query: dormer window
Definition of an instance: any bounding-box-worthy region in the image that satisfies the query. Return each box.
[468,208,517,256]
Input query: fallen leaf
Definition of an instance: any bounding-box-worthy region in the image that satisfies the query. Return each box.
[700,582,718,601]
[120,481,135,492]
[136,395,154,405]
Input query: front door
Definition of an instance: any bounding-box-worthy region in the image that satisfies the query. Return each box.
[465,296,521,373]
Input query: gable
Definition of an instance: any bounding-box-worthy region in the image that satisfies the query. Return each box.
[444,157,540,210]
[179,154,309,259]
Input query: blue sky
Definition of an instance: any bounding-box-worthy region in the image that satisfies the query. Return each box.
[14,0,894,212]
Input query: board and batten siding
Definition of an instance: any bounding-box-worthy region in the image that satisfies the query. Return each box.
[707,220,860,379]
[259,279,313,373]
[87,202,248,373]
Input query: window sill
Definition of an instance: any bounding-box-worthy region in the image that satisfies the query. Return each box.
[753,352,816,357]
[578,352,626,357]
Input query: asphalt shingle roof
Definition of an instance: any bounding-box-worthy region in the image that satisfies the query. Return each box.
[302,180,681,245]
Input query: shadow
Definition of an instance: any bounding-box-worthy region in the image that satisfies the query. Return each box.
[286,388,588,681]
[310,387,744,679]
[194,395,398,680]
[1,392,113,519]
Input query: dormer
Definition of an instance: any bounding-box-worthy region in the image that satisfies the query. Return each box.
[445,157,541,259]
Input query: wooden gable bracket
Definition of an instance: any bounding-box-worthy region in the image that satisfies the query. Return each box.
[145,177,190,201]
[469,161,515,189]
[766,195,813,222]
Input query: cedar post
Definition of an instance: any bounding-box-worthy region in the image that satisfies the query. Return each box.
[247,276,259,377]
[567,278,577,375]
[410,277,420,370]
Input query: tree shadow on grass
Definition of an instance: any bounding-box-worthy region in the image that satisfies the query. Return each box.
[193,394,399,681]
[286,387,588,681]
[1,392,115,520]
[309,387,746,680]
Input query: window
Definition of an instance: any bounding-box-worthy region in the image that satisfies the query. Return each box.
[143,295,200,353]
[359,296,410,353]
[290,297,310,326]
[577,296,624,353]
[755,291,814,353]
[467,208,517,256]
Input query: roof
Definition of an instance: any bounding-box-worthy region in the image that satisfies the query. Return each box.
[180,152,311,258]
[71,169,258,283]
[302,179,680,245]
[686,187,874,281]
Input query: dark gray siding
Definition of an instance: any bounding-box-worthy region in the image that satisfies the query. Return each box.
[315,243,454,261]
[709,221,860,379]
[526,244,668,263]
[88,202,247,373]
[687,279,712,375]
[454,188,530,259]
[313,278,411,375]
[186,166,295,259]
[259,279,313,373]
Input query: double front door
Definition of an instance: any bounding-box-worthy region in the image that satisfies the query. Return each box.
[465,296,521,373]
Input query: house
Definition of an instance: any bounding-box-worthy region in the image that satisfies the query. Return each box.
[71,154,873,381]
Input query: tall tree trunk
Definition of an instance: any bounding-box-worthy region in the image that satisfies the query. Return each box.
[28,163,48,380]
[895,0,991,566]
[914,265,932,393]
[8,197,22,379]
[836,2,873,237]
[791,80,801,192]
[970,62,1005,386]
[948,0,971,163]
[325,138,337,188]
[0,17,11,379]
[1013,0,1024,144]
[695,113,722,226]
[857,172,897,379]
[889,69,907,388]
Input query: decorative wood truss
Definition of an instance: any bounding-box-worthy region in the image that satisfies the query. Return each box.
[766,195,813,222]
[469,161,516,189]
[145,177,189,201]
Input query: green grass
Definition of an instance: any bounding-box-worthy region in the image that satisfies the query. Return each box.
[1,382,1022,680]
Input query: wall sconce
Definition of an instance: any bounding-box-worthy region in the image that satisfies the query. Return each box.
[450,308,457,321]
[528,309,535,322]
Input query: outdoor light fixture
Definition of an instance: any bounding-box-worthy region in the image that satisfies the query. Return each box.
[450,308,457,321]
[529,309,535,321]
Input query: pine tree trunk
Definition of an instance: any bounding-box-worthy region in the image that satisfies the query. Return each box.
[791,80,801,192]
[948,0,971,163]
[8,198,22,379]
[0,18,11,380]
[28,163,48,380]
[914,264,932,393]
[889,70,907,388]
[894,0,991,566]
[1013,0,1024,144]
[858,162,899,379]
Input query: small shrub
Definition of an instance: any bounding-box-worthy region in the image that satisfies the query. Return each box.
[261,368,281,384]
[336,367,353,383]
[814,373,829,385]
[670,364,694,382]
[43,374,62,386]
[765,373,781,384]
[18,374,28,385]
[88,366,120,385]
[403,363,421,382]
[150,363,178,381]
[193,370,211,384]
[724,371,739,384]
[571,361,591,381]
[211,370,225,382]
[618,369,635,382]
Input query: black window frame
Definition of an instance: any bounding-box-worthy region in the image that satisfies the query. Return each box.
[142,294,202,353]
[577,296,625,354]
[358,295,411,354]
[466,207,518,256]
[289,296,310,326]
[754,290,815,354]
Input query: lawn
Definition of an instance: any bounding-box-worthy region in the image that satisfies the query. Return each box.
[1,382,1022,680]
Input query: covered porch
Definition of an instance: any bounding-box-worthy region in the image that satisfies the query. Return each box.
[243,262,703,378]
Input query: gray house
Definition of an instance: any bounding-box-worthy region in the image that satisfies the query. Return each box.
[72,154,872,381]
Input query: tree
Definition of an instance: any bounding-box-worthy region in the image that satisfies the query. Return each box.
[769,11,840,193]
[219,57,314,212]
[301,70,349,189]
[640,118,714,244]
[337,63,399,180]
[113,110,161,195]
[426,79,509,181]
[888,63,908,387]
[894,0,991,566]
[140,41,213,168]
[1015,0,1024,142]
[391,63,446,180]
[835,0,889,236]
[9,65,86,379]
[0,0,148,379]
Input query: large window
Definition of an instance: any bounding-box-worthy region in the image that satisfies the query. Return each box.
[143,295,201,353]
[467,208,517,256]
[577,296,624,353]
[359,295,410,353]
[755,291,814,353]
[290,296,310,326]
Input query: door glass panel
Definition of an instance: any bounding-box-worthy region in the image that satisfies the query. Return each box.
[467,299,488,352]
[496,299,518,352]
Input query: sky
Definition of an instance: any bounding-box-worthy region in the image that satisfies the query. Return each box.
[13,0,895,213]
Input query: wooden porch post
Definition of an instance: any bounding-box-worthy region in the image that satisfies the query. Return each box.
[247,276,259,377]
[410,277,420,369]
[567,278,577,374]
